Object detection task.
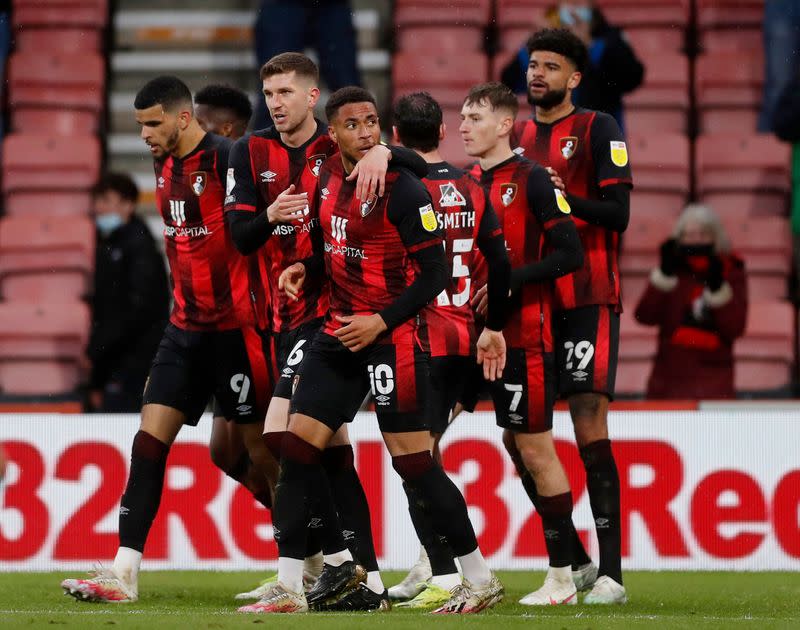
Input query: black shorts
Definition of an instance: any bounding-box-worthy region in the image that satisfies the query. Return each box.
[554,305,620,399]
[291,331,430,433]
[272,317,323,400]
[429,355,478,434]
[488,346,557,434]
[143,323,273,426]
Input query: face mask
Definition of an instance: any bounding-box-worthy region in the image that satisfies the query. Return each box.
[559,5,592,25]
[95,213,124,236]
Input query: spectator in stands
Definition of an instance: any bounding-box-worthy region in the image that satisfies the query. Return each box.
[635,205,747,399]
[251,0,361,129]
[194,84,253,140]
[758,0,800,132]
[500,2,644,132]
[88,174,169,412]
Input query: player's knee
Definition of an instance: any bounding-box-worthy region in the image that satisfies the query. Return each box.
[517,441,557,478]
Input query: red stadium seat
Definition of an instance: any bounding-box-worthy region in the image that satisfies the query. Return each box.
[4,192,92,217]
[619,310,658,360]
[695,133,791,216]
[2,134,101,192]
[395,0,491,26]
[0,215,95,302]
[7,52,105,116]
[393,51,489,108]
[624,53,689,133]
[625,27,685,54]
[696,0,764,28]
[594,0,690,28]
[11,109,99,135]
[699,28,761,53]
[0,301,90,395]
[615,359,653,396]
[734,300,794,392]
[695,52,763,133]
[627,132,690,193]
[396,26,486,53]
[13,28,104,53]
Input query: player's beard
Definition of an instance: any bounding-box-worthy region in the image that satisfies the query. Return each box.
[164,125,180,154]
[528,86,568,110]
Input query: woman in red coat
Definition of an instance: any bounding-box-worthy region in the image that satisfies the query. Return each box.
[635,205,748,399]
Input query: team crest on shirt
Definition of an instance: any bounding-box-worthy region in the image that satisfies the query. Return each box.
[360,193,378,217]
[419,203,438,231]
[439,182,467,207]
[308,154,326,177]
[500,183,517,207]
[610,141,629,167]
[560,136,578,159]
[190,171,206,196]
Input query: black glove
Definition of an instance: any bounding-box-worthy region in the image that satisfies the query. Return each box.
[706,255,724,292]
[659,238,680,276]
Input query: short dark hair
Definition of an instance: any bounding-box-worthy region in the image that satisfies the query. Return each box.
[195,84,253,123]
[393,92,442,152]
[527,28,588,73]
[463,82,519,119]
[325,86,377,122]
[92,173,139,203]
[260,52,320,84]
[134,75,193,112]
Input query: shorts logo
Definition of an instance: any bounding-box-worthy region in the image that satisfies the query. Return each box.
[500,183,517,207]
[419,203,438,231]
[572,370,588,382]
[308,154,326,177]
[375,394,390,404]
[360,193,378,217]
[438,182,467,207]
[119,506,130,516]
[282,367,294,376]
[236,404,252,414]
[260,170,277,183]
[191,171,206,196]
[331,215,348,243]
[560,136,578,159]
[610,141,628,167]
[309,518,322,528]
[169,199,186,226]
[509,413,524,423]
[554,188,571,214]
[596,517,610,529]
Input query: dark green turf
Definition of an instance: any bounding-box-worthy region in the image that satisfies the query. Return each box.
[0,571,798,628]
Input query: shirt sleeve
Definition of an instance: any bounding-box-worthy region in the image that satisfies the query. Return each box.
[215,136,232,187]
[589,112,633,189]
[386,169,443,253]
[379,170,447,330]
[224,135,259,213]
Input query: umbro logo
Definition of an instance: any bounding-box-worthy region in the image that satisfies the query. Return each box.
[309,518,322,528]
[375,394,390,404]
[572,370,588,381]
[512,146,525,155]
[119,506,130,516]
[236,404,252,414]
[260,170,277,183]
[509,413,523,423]
[282,367,294,376]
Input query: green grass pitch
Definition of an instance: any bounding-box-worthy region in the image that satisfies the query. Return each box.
[1,571,798,629]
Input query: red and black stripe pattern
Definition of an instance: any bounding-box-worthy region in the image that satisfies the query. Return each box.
[155,133,254,331]
[511,108,632,311]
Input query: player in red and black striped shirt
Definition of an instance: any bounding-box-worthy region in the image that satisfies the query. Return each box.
[225,54,428,609]
[265,87,504,616]
[462,82,584,606]
[62,77,277,604]
[512,29,633,603]
[387,91,511,606]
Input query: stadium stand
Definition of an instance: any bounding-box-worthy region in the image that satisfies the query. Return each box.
[0,301,90,395]
[12,0,108,52]
[695,51,763,133]
[734,300,795,395]
[0,215,95,302]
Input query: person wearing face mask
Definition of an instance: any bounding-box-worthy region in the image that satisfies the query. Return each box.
[634,204,748,399]
[87,173,169,412]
